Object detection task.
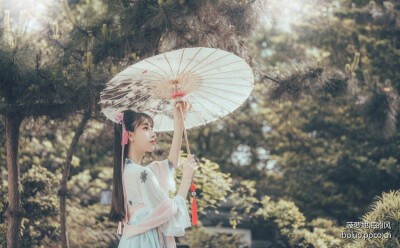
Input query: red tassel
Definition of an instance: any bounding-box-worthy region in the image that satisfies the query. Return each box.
[190,181,198,225]
[121,125,128,146]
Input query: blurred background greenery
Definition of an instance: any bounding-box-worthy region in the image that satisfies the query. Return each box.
[1,0,399,247]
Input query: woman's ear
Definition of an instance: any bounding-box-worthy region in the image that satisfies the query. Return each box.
[128,131,134,143]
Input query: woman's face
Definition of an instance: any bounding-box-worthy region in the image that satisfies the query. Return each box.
[129,118,156,152]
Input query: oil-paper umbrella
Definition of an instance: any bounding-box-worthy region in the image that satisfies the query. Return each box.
[100,47,254,225]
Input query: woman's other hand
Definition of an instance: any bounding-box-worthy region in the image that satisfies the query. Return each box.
[182,154,197,182]
[178,154,197,198]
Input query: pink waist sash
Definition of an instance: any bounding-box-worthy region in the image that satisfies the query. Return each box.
[123,199,177,248]
[128,203,145,219]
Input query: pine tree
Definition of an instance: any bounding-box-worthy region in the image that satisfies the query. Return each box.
[0,3,102,246]
[249,0,400,225]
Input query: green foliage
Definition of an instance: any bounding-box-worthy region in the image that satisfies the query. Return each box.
[345,190,400,248]
[256,196,306,234]
[363,89,399,139]
[68,167,113,206]
[175,151,232,214]
[267,62,326,103]
[187,100,266,180]
[224,178,346,247]
[229,180,259,229]
[180,225,246,248]
[0,165,61,247]
[255,0,400,134]
[0,179,8,248]
[58,0,263,69]
[66,202,118,248]
[256,196,344,248]
[259,98,400,223]
[0,114,116,247]
[66,168,117,248]
[17,116,114,175]
[20,165,60,247]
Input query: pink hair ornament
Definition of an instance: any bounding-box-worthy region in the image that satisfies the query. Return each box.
[116,112,124,124]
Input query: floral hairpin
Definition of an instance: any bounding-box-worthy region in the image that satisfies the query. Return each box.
[115,112,124,124]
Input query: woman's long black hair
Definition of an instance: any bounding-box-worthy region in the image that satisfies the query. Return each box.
[109,110,154,222]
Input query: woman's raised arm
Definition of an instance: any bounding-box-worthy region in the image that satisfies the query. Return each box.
[168,101,190,169]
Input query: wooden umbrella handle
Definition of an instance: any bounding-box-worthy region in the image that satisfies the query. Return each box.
[175,96,199,225]
[176,100,201,163]
[176,100,191,155]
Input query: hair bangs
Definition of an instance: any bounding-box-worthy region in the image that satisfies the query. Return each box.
[134,113,154,130]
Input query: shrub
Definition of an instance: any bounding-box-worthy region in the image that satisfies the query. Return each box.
[344,190,400,248]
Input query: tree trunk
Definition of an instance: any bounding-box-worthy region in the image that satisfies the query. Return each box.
[5,111,24,248]
[58,110,91,248]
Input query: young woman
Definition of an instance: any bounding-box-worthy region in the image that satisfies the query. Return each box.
[109,101,197,248]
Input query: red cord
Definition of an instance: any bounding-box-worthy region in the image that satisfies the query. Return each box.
[172,92,185,99]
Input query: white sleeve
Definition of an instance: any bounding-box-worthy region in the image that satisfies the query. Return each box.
[160,195,191,236]
[148,159,176,192]
[139,167,191,236]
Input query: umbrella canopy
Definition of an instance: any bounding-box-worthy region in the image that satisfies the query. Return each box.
[100,47,254,132]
